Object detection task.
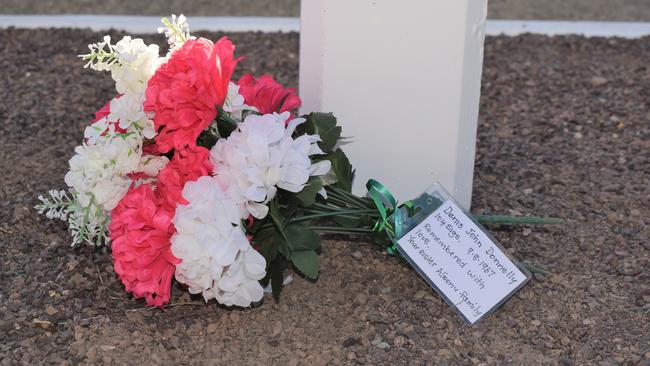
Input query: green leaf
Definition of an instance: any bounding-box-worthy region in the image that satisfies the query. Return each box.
[253,226,282,263]
[268,200,290,257]
[299,112,341,153]
[285,224,321,252]
[291,250,320,280]
[328,149,354,192]
[293,176,323,207]
[270,258,286,303]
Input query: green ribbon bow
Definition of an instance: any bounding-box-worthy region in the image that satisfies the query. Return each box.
[366,179,411,255]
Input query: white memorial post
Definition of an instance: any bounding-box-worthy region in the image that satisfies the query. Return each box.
[299,0,487,209]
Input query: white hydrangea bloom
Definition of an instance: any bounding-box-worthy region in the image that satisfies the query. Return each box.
[171,176,266,307]
[222,82,256,121]
[64,134,141,211]
[111,36,161,98]
[137,155,170,177]
[83,117,111,145]
[210,112,331,219]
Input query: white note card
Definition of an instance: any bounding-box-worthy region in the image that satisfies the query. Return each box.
[396,200,528,324]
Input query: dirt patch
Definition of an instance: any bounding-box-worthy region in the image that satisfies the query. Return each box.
[0,28,648,365]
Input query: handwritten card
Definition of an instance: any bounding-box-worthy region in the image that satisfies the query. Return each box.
[395,199,528,324]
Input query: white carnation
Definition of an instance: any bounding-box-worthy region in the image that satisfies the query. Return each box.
[171,176,266,307]
[210,112,331,219]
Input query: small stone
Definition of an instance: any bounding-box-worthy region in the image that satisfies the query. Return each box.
[590,76,608,87]
[438,349,453,358]
[394,336,407,347]
[45,305,57,316]
[354,293,367,306]
[523,188,533,195]
[530,319,541,327]
[351,251,363,260]
[484,175,497,183]
[376,341,390,350]
[560,336,571,346]
[207,323,218,334]
[366,313,389,324]
[342,337,358,348]
[582,319,591,325]
[574,132,583,140]
[558,356,573,366]
[32,319,55,331]
[579,344,595,359]
[371,336,382,346]
[414,290,426,299]
[617,262,642,276]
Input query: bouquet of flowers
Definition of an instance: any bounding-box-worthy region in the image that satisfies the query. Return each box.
[37,15,561,310]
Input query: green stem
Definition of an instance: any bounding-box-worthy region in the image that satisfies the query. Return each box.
[323,194,355,208]
[473,215,565,225]
[288,209,376,223]
[327,186,371,208]
[310,226,374,235]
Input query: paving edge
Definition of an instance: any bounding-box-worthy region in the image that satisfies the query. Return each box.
[1,15,650,38]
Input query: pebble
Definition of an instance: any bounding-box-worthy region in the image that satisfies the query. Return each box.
[530,319,541,327]
[351,251,363,260]
[207,323,218,334]
[354,293,367,305]
[590,76,608,87]
[393,336,407,348]
[342,337,358,348]
[376,341,390,350]
[574,132,583,139]
[45,305,57,316]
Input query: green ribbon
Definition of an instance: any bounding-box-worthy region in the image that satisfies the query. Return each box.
[366,179,410,255]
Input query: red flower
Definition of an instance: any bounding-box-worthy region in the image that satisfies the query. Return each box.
[237,74,301,115]
[110,146,213,307]
[156,146,213,207]
[144,37,239,153]
[109,183,180,308]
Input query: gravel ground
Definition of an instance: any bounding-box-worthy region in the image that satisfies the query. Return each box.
[0,28,649,365]
[2,0,650,21]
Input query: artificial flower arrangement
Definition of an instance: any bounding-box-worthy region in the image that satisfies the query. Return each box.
[37,15,561,309]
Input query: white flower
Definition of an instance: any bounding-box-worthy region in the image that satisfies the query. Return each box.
[137,155,169,177]
[223,82,256,121]
[171,176,266,307]
[110,36,161,98]
[83,117,111,144]
[210,112,331,219]
[64,134,141,211]
[158,14,193,52]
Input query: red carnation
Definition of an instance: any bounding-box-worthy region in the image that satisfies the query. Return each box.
[109,183,179,307]
[237,74,301,115]
[144,37,239,153]
[156,146,213,208]
[110,146,213,307]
